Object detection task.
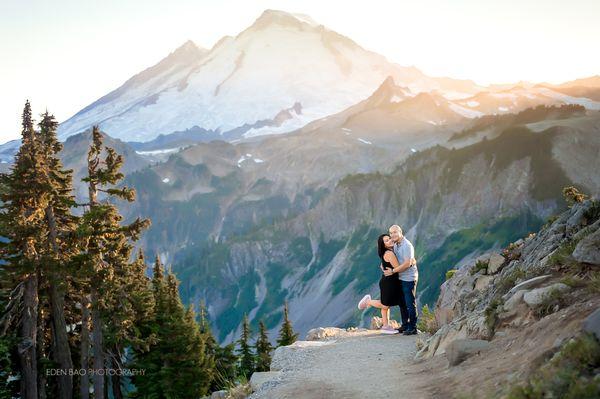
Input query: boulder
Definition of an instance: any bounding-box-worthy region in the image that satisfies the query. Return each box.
[250,371,281,391]
[583,308,600,341]
[474,275,494,291]
[305,327,345,341]
[370,317,400,330]
[503,275,551,300]
[499,289,529,320]
[445,339,491,366]
[210,390,228,399]
[572,228,600,265]
[523,283,570,307]
[435,267,477,326]
[487,253,505,274]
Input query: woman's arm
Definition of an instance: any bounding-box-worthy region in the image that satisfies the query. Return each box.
[383,251,414,275]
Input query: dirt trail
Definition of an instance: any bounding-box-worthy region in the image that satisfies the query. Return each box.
[250,330,432,399]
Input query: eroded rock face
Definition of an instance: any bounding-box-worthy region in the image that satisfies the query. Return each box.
[250,371,281,391]
[573,227,600,265]
[445,339,491,366]
[415,312,491,359]
[583,308,600,340]
[487,254,505,274]
[475,275,494,291]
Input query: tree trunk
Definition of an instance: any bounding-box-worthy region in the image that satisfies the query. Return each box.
[110,351,124,399]
[19,273,39,399]
[80,297,91,399]
[37,284,47,399]
[91,287,104,399]
[45,206,74,399]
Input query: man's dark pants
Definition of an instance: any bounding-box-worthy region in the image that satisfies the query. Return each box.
[398,280,418,331]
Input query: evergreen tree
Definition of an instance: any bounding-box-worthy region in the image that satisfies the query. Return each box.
[104,250,155,399]
[77,126,149,398]
[132,258,212,398]
[237,314,255,378]
[38,111,77,399]
[199,301,238,392]
[198,300,217,382]
[276,302,298,347]
[0,101,46,399]
[255,320,273,372]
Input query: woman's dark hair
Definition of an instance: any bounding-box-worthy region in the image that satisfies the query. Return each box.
[377,234,390,260]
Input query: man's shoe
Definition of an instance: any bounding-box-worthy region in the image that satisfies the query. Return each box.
[396,326,405,333]
[403,329,417,336]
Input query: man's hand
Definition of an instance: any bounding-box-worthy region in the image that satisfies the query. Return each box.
[411,257,417,266]
[383,268,394,277]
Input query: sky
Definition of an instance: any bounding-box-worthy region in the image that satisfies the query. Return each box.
[1,0,599,143]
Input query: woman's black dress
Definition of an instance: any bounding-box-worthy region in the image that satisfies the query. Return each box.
[379,251,402,306]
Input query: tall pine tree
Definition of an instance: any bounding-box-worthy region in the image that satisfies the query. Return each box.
[276,301,298,347]
[77,126,149,398]
[0,101,46,399]
[38,111,77,399]
[255,320,273,372]
[237,314,255,378]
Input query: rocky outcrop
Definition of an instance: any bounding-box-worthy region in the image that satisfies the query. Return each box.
[573,225,600,265]
[417,200,600,360]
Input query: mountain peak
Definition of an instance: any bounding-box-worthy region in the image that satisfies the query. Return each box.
[172,40,205,59]
[250,9,319,31]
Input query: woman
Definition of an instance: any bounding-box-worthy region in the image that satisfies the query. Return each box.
[357,234,403,333]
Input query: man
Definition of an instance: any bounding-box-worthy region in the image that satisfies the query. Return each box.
[383,225,418,335]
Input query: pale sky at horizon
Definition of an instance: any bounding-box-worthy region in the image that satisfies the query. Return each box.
[1,0,599,143]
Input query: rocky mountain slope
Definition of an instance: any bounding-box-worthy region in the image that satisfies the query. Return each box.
[119,109,599,343]
[245,199,600,398]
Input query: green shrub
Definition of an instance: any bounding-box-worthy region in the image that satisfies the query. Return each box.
[533,288,571,318]
[587,272,600,295]
[445,269,458,280]
[470,259,488,275]
[416,304,438,335]
[560,275,586,288]
[484,298,504,336]
[548,240,578,268]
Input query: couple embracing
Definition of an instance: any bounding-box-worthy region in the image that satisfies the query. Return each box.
[357,225,419,335]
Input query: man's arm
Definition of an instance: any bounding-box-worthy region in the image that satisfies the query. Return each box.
[382,256,417,276]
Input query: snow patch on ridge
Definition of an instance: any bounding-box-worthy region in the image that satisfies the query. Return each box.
[449,103,484,119]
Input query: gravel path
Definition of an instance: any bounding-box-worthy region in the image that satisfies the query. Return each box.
[249,330,428,399]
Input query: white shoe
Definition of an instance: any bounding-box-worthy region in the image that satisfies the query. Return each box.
[358,294,371,310]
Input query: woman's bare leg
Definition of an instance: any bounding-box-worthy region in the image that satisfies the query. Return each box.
[381,307,389,326]
[367,299,389,326]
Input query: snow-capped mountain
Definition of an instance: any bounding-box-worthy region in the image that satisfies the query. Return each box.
[57,9,482,143]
